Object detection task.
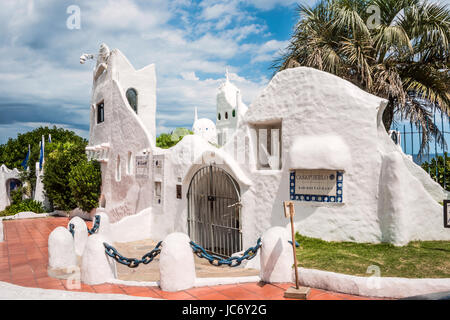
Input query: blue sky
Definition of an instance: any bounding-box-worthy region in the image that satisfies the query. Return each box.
[0,0,317,144]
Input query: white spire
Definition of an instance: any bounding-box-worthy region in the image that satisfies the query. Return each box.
[225,67,230,82]
[194,107,198,122]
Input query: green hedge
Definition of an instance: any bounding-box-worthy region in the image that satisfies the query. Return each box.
[0,199,44,217]
[68,160,102,212]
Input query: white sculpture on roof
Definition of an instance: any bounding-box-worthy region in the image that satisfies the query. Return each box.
[192,107,217,145]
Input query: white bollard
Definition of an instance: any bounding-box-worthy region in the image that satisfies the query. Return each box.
[48,226,77,270]
[159,233,196,292]
[68,216,88,257]
[94,212,111,237]
[260,226,294,283]
[80,233,116,285]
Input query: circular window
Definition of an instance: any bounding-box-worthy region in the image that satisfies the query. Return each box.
[232,109,236,117]
[218,113,221,120]
[225,112,228,119]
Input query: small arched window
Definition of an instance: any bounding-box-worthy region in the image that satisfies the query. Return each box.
[232,109,236,117]
[218,113,221,120]
[97,101,105,123]
[126,88,138,114]
[116,155,121,182]
[127,151,133,175]
[225,112,228,119]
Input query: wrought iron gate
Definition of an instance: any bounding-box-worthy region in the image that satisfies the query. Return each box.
[187,165,242,257]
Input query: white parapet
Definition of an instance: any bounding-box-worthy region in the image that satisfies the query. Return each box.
[297,267,450,299]
[159,232,196,292]
[68,216,88,257]
[48,227,77,270]
[259,226,294,283]
[81,233,117,285]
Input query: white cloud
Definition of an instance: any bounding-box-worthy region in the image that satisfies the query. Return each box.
[0,0,292,140]
[84,0,172,31]
[201,3,239,20]
[246,0,316,11]
[180,71,200,81]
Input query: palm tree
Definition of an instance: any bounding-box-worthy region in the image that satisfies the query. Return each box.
[274,0,449,155]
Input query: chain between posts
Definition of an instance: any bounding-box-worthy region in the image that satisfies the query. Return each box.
[68,215,101,237]
[88,215,101,235]
[289,240,300,247]
[68,223,75,237]
[103,241,163,268]
[100,236,296,269]
[189,238,262,267]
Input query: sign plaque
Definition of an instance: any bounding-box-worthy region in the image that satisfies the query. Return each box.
[135,155,149,178]
[290,169,343,203]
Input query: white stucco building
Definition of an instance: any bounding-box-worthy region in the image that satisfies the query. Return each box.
[84,44,156,222]
[82,44,450,256]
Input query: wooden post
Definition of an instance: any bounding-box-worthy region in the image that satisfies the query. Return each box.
[283,201,310,299]
[288,202,300,289]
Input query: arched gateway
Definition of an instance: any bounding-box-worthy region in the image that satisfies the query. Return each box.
[187,165,242,257]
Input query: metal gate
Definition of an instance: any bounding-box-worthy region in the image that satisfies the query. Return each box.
[187,165,242,257]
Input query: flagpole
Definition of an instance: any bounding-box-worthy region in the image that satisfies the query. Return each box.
[41,135,45,171]
[27,144,30,171]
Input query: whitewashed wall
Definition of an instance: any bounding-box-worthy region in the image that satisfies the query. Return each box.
[88,48,449,248]
[220,67,450,246]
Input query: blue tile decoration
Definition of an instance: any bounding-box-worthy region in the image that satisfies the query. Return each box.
[290,170,343,203]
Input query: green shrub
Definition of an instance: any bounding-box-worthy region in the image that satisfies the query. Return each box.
[68,160,102,212]
[0,199,44,217]
[42,141,87,211]
[10,187,24,205]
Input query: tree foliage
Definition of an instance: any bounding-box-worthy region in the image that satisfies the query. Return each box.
[421,153,450,191]
[0,126,87,190]
[156,128,193,149]
[42,141,87,211]
[1,126,102,213]
[274,0,450,155]
[68,160,102,212]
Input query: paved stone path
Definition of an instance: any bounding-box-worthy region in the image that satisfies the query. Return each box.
[0,217,381,300]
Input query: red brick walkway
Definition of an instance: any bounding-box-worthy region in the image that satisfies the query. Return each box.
[0,217,379,300]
